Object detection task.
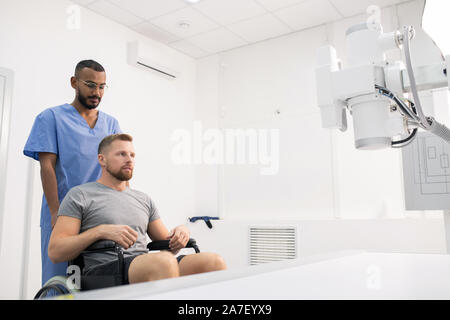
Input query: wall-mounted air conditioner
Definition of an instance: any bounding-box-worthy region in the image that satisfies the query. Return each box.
[127,41,180,80]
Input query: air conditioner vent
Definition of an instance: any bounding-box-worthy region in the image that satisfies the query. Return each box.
[127,41,180,80]
[249,226,297,266]
[136,61,177,79]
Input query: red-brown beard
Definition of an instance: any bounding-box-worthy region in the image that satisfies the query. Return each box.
[106,165,133,181]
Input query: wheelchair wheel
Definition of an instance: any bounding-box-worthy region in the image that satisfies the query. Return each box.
[34,276,72,299]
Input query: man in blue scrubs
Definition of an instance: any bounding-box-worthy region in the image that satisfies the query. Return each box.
[24,60,122,285]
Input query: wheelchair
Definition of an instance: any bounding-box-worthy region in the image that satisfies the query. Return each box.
[34,238,200,299]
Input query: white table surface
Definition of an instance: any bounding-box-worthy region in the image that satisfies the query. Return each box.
[73,250,450,300]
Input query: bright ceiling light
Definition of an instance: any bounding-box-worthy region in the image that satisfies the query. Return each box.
[184,0,200,4]
[422,0,450,55]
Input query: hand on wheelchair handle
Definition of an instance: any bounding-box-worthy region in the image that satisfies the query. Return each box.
[99,224,138,249]
[167,225,190,252]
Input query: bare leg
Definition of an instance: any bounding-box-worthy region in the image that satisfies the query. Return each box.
[128,251,179,284]
[178,252,227,276]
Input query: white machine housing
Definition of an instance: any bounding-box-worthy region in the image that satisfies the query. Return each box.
[316,22,450,150]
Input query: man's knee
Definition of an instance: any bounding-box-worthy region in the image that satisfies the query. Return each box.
[198,253,227,272]
[152,251,179,277]
[208,253,227,271]
[129,251,179,283]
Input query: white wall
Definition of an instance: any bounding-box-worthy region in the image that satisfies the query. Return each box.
[0,0,197,299]
[187,217,447,269]
[194,55,220,217]
[196,4,409,220]
[217,26,335,220]
[192,0,447,269]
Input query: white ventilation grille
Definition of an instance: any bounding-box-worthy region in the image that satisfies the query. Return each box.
[249,226,297,266]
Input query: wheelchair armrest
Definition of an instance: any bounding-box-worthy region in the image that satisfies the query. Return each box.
[83,240,121,254]
[70,240,124,274]
[147,238,200,253]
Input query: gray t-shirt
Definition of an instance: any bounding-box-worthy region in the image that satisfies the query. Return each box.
[58,181,160,273]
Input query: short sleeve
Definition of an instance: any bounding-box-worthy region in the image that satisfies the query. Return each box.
[58,187,86,220]
[148,197,160,223]
[23,109,58,161]
[112,118,122,134]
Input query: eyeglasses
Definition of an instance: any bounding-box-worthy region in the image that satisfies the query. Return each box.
[77,78,108,91]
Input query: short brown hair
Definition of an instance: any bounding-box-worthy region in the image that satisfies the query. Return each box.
[98,133,133,154]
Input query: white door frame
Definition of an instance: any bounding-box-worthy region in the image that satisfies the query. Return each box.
[0,67,14,254]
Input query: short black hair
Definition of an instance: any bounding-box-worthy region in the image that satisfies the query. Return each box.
[75,60,105,77]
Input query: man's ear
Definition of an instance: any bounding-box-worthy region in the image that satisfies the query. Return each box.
[70,76,77,89]
[98,154,106,167]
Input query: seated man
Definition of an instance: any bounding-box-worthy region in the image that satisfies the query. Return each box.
[49,133,226,285]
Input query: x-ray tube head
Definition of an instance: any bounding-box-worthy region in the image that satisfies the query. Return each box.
[349,94,393,150]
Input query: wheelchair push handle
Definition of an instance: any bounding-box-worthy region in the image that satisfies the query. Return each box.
[189,216,219,229]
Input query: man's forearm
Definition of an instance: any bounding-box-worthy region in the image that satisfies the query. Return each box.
[48,226,103,264]
[40,163,60,223]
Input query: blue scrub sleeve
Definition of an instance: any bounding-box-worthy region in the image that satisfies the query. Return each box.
[23,109,58,161]
[113,118,122,134]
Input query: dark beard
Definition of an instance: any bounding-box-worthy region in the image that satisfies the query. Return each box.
[106,166,133,181]
[78,91,101,110]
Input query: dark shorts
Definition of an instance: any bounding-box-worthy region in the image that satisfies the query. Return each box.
[84,254,187,285]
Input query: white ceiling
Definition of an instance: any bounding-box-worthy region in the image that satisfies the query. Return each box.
[71,0,409,59]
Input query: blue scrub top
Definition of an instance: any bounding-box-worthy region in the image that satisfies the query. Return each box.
[24,103,121,228]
